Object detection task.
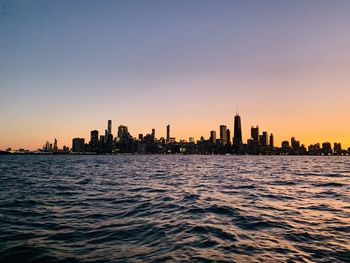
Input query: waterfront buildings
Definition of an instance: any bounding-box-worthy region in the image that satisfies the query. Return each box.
[7,114,347,155]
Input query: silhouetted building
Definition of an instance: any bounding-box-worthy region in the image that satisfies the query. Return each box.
[226,129,231,145]
[220,125,227,145]
[269,133,274,148]
[322,142,332,155]
[210,131,217,145]
[233,114,243,148]
[118,125,129,144]
[53,138,58,151]
[89,130,99,152]
[308,143,321,155]
[291,137,300,149]
[151,129,156,141]
[251,126,259,142]
[334,143,342,155]
[72,138,85,152]
[282,141,290,149]
[166,125,170,143]
[260,132,268,146]
[107,120,112,135]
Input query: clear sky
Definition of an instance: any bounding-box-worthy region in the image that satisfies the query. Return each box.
[1,0,349,150]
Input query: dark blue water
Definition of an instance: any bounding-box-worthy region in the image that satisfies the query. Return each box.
[0,155,349,262]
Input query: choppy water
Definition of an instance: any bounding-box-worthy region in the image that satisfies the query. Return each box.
[0,155,349,262]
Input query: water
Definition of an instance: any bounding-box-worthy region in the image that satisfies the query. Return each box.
[0,155,349,262]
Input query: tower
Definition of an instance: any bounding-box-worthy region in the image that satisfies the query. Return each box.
[220,125,227,145]
[53,138,58,151]
[210,130,217,144]
[226,129,231,145]
[251,126,259,142]
[269,133,274,148]
[90,130,99,152]
[107,120,112,136]
[166,125,170,143]
[233,114,242,147]
[151,129,156,141]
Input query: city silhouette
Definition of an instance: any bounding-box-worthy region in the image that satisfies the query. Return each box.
[2,114,348,155]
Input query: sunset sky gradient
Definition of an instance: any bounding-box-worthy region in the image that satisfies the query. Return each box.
[1,0,349,150]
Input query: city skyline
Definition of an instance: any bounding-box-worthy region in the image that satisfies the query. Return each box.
[1,1,350,150]
[3,114,349,156]
[1,111,350,151]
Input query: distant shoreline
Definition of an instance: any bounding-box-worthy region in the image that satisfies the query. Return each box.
[1,151,348,157]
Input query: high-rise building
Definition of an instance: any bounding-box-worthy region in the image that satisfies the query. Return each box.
[72,138,85,152]
[322,142,332,155]
[90,130,99,152]
[260,131,268,146]
[282,141,290,149]
[53,138,58,151]
[220,125,227,145]
[45,141,50,152]
[269,133,274,148]
[107,120,112,135]
[226,129,231,145]
[210,130,217,144]
[233,114,242,147]
[166,125,170,143]
[151,129,156,141]
[334,143,342,155]
[251,126,259,142]
[291,137,300,149]
[118,125,129,144]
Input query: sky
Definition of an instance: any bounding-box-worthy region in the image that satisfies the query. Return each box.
[1,0,350,150]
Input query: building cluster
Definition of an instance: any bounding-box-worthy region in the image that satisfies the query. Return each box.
[66,115,348,155]
[1,114,348,155]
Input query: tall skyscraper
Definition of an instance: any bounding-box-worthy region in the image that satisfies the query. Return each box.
[226,129,231,145]
[118,125,129,143]
[261,131,268,146]
[107,120,112,135]
[210,130,217,144]
[234,114,242,147]
[151,129,156,141]
[90,130,99,152]
[269,133,274,148]
[220,125,227,145]
[251,126,259,142]
[166,125,170,143]
[53,138,58,151]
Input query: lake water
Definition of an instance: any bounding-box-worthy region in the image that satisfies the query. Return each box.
[0,155,349,262]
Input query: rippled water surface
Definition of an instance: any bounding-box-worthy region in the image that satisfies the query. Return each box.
[0,155,349,262]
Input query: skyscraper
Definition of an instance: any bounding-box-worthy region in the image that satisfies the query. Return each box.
[151,129,156,141]
[53,138,58,151]
[210,130,217,144]
[269,133,274,148]
[72,138,85,152]
[220,125,227,145]
[251,126,259,142]
[166,125,170,143]
[233,114,242,147]
[261,131,268,146]
[226,129,231,145]
[107,120,112,135]
[90,130,99,152]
